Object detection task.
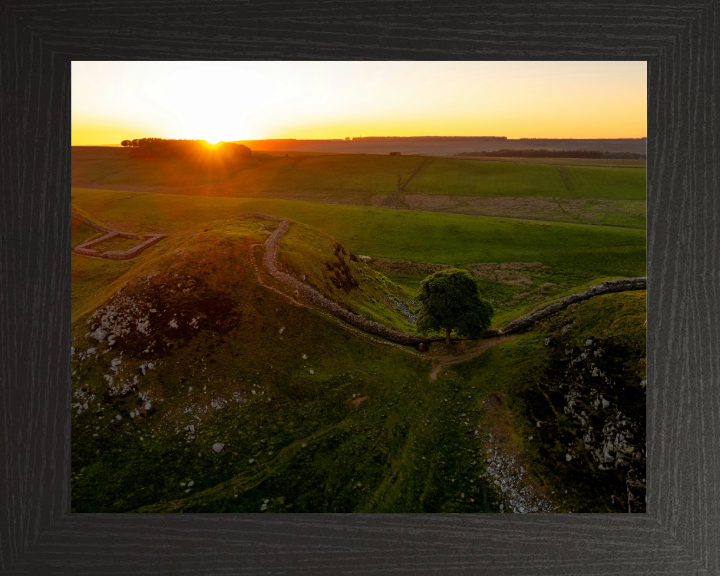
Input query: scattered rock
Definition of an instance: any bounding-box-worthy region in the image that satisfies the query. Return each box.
[212,443,224,453]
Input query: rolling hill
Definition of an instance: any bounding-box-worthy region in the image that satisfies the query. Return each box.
[71,206,645,513]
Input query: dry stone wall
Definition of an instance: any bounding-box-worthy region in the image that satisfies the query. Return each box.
[487,278,647,336]
[73,224,167,261]
[261,217,433,345]
[102,235,167,260]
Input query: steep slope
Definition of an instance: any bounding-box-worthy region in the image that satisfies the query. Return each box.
[453,291,646,512]
[276,221,419,333]
[71,215,496,512]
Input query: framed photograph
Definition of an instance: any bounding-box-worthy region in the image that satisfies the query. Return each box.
[3,2,718,574]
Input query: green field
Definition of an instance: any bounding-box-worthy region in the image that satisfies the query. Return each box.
[404,157,646,200]
[72,147,426,196]
[452,156,646,168]
[72,188,645,273]
[72,147,646,203]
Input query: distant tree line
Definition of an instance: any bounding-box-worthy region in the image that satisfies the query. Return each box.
[354,136,507,141]
[455,149,646,160]
[121,138,251,159]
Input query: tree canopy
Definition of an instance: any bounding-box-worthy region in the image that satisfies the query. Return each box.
[416,268,494,345]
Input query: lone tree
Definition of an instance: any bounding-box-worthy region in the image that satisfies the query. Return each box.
[417,268,494,346]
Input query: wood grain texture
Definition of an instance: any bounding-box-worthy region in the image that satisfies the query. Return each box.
[1,1,718,574]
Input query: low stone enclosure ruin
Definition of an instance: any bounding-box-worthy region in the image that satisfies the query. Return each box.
[72,214,166,260]
[246,213,647,348]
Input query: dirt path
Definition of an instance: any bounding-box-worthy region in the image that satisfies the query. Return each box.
[428,335,513,381]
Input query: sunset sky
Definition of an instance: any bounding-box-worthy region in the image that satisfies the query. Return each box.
[72,61,647,145]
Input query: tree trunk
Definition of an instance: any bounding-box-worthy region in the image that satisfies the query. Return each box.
[445,327,451,346]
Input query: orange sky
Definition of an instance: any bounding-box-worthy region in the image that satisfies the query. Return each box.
[72,61,647,145]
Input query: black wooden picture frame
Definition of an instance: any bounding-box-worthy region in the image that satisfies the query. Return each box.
[1,1,718,574]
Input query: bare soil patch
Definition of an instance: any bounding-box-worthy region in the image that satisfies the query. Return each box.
[467,262,546,285]
[350,396,368,407]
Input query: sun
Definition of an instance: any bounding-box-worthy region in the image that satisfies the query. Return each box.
[206,138,222,145]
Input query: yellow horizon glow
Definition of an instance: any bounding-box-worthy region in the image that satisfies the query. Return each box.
[72,62,647,145]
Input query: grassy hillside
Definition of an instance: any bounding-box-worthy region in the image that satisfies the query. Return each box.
[276,222,419,333]
[71,219,100,248]
[72,148,646,202]
[562,165,647,200]
[72,146,260,187]
[395,195,646,228]
[404,157,646,200]
[71,189,646,274]
[72,147,425,196]
[71,217,501,513]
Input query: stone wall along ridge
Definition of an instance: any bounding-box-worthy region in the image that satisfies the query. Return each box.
[487,277,647,336]
[261,218,432,345]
